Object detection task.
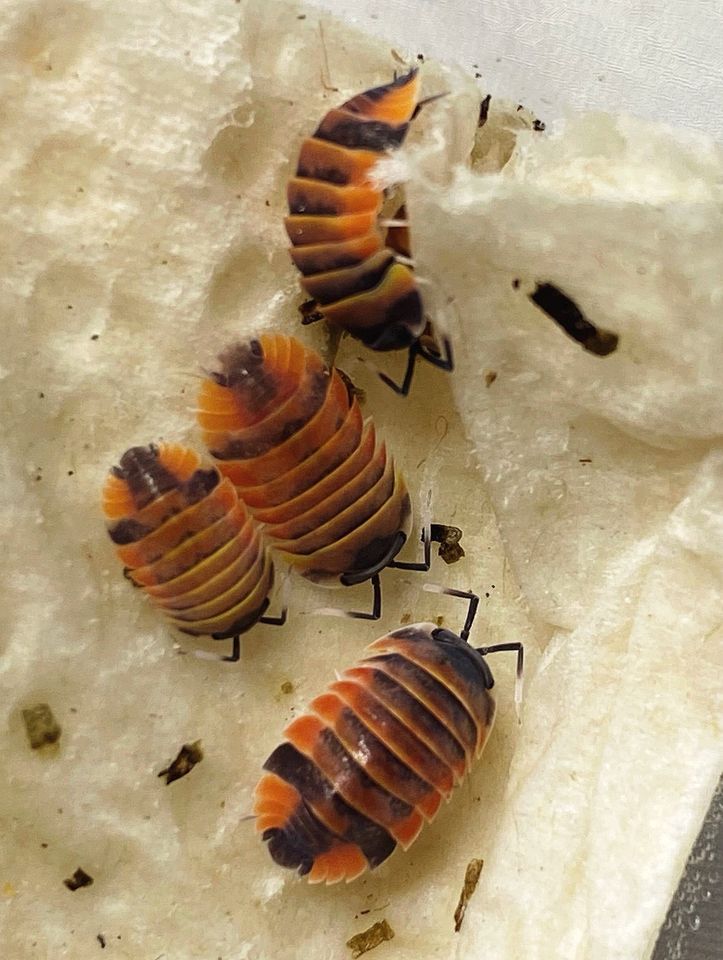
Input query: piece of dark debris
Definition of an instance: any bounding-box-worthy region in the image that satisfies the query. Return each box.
[478,94,491,127]
[158,740,204,785]
[97,933,106,949]
[532,118,546,131]
[299,298,324,326]
[337,367,366,406]
[484,370,497,387]
[454,858,484,932]
[529,282,619,356]
[64,868,94,892]
[399,612,412,624]
[91,334,100,341]
[280,680,294,695]
[346,919,395,958]
[22,703,62,749]
[431,524,465,565]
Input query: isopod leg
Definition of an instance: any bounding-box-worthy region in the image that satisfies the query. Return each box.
[477,641,525,715]
[388,525,431,572]
[311,572,382,621]
[377,342,419,396]
[418,335,454,373]
[423,584,479,642]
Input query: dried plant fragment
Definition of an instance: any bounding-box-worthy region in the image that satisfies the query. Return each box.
[454,858,484,932]
[64,867,94,891]
[346,919,395,958]
[158,740,203,785]
[529,283,619,356]
[431,523,465,564]
[22,703,62,749]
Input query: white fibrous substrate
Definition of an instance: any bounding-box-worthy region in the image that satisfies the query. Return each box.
[0,2,720,959]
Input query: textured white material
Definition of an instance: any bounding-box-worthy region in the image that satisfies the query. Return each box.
[306,0,723,133]
[0,1,721,959]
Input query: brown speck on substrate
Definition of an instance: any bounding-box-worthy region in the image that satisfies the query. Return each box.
[454,858,484,932]
[280,681,294,695]
[64,868,94,892]
[22,703,62,749]
[435,615,445,627]
[484,371,497,387]
[97,933,106,948]
[346,919,395,958]
[158,740,203,785]
[533,119,546,131]
[400,612,412,624]
[431,524,465,564]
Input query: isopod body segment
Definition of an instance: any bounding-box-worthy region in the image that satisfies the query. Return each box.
[102,443,274,642]
[253,622,498,883]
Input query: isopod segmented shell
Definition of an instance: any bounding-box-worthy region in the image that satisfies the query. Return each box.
[197,334,412,585]
[102,443,274,638]
[253,622,496,883]
[286,71,426,353]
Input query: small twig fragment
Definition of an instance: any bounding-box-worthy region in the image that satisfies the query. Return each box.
[22,703,62,749]
[454,858,484,932]
[158,740,203,785]
[346,919,395,958]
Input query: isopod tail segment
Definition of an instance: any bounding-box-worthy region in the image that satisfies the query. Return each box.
[197,334,463,624]
[253,621,524,883]
[285,69,453,397]
[102,443,287,663]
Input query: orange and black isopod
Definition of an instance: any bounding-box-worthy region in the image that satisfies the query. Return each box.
[197,333,442,619]
[102,443,281,661]
[285,69,453,395]
[253,622,522,883]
